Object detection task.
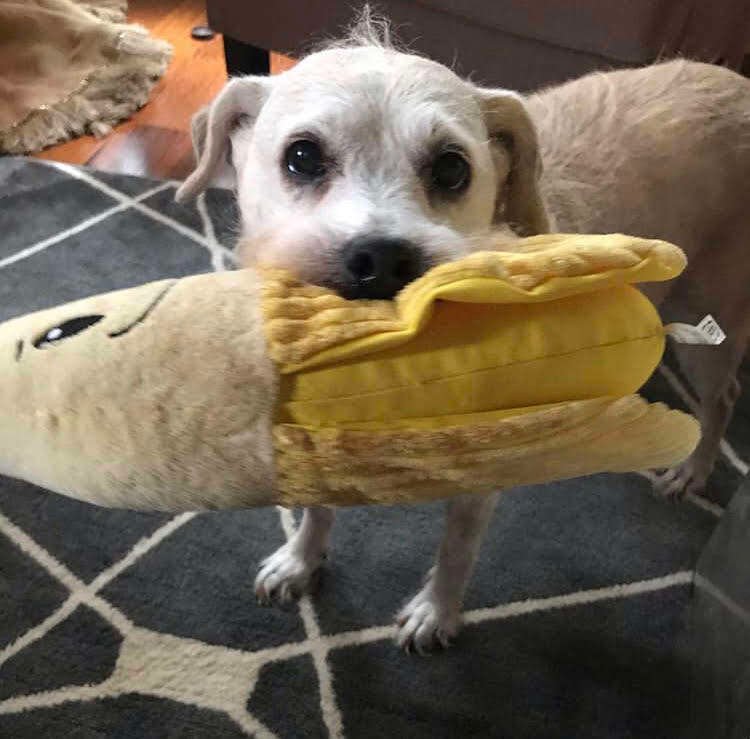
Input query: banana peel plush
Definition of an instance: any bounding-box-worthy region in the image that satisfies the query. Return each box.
[0,233,699,510]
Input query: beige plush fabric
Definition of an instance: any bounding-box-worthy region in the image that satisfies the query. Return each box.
[0,270,277,510]
[0,0,171,154]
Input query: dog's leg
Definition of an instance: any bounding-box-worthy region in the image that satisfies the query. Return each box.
[652,222,750,499]
[255,506,335,603]
[396,492,499,653]
[657,338,747,499]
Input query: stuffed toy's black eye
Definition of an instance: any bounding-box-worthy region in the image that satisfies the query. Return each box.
[431,151,471,193]
[34,315,103,348]
[284,139,327,180]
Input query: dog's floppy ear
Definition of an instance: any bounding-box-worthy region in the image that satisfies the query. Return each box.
[475,89,549,236]
[189,103,210,164]
[175,76,272,203]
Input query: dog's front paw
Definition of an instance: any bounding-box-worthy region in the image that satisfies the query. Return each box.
[653,459,708,500]
[254,543,323,604]
[395,585,460,654]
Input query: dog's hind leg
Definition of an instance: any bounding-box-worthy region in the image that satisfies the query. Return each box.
[655,233,750,501]
[657,341,745,499]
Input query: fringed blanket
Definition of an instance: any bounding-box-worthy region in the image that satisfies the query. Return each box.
[0,0,171,154]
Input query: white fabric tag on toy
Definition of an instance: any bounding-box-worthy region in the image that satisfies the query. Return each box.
[665,315,726,345]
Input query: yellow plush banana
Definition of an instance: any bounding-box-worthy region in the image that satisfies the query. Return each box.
[0,233,698,510]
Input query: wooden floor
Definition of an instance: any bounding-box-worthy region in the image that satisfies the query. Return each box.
[34,0,293,180]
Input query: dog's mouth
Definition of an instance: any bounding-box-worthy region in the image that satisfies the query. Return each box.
[323,255,433,302]
[324,270,427,301]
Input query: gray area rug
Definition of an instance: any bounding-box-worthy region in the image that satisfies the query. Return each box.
[0,156,748,738]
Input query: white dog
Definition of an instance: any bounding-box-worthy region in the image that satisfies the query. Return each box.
[177,16,750,652]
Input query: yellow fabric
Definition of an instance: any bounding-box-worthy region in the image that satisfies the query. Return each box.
[273,396,700,506]
[262,233,685,372]
[261,234,686,429]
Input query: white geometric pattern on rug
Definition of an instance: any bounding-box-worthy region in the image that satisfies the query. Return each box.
[0,505,698,738]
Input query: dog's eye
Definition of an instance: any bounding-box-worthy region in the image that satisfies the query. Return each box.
[431,152,471,193]
[34,315,103,349]
[285,139,326,180]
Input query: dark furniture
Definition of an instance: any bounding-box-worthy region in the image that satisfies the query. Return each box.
[207,0,750,89]
[682,475,750,739]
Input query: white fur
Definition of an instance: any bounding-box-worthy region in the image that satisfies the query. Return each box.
[177,46,525,294]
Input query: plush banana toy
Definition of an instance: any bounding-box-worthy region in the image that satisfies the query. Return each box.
[0,233,699,511]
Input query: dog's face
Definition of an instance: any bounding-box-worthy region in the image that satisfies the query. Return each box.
[177,45,549,298]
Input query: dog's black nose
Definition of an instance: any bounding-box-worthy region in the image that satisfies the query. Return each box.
[341,236,425,300]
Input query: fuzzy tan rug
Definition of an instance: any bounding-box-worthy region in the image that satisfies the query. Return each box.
[0,0,171,154]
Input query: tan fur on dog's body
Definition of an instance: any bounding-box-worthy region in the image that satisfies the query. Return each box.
[528,60,750,496]
[531,61,750,246]
[531,60,750,299]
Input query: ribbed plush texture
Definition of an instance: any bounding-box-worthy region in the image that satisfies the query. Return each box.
[261,233,686,371]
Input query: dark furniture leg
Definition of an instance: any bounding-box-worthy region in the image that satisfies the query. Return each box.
[223,36,270,77]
